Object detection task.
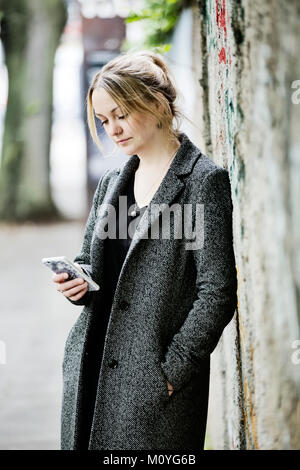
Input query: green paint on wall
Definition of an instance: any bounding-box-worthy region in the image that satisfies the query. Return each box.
[225,89,235,148]
[238,158,245,182]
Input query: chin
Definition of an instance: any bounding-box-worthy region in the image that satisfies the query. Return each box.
[122,148,135,156]
[122,143,138,156]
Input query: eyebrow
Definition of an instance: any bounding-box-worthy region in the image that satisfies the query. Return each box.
[95,106,120,118]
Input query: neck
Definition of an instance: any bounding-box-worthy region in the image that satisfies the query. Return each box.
[135,132,181,173]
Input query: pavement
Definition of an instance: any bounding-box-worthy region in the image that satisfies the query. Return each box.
[0,220,86,450]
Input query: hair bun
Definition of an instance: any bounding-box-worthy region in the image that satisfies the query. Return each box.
[130,50,168,78]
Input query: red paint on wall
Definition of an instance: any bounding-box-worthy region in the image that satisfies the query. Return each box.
[219,47,226,64]
[216,0,227,39]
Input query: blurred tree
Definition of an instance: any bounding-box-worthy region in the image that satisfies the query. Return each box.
[0,0,67,221]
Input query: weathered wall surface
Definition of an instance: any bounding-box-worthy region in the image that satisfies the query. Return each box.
[191,0,300,449]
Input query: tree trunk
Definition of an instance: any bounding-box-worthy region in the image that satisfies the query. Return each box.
[0,0,67,221]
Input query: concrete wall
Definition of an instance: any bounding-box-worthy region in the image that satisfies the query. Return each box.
[190,0,300,449]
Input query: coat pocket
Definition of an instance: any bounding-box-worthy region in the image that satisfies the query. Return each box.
[157,368,179,407]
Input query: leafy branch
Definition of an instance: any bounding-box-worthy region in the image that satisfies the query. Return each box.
[124,0,192,52]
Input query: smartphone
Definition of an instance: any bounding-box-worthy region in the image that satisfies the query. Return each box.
[42,256,100,291]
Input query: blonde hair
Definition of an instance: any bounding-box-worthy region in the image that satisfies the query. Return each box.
[86,50,184,154]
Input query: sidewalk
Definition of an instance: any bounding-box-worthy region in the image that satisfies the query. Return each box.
[0,220,86,450]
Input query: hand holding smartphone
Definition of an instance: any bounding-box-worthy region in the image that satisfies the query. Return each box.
[42,256,99,302]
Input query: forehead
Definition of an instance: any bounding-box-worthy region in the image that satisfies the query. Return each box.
[92,88,119,116]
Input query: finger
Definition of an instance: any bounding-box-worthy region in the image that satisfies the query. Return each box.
[56,277,84,291]
[52,272,69,282]
[62,282,88,297]
[59,279,85,294]
[69,284,89,301]
[69,291,86,301]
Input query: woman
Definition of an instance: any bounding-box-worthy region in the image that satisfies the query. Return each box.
[53,50,237,450]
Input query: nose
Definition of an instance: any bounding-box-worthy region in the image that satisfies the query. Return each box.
[107,120,122,138]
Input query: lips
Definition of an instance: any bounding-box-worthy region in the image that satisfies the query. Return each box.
[117,138,131,143]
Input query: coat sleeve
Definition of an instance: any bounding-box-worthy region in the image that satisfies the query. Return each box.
[160,167,237,391]
[66,169,110,307]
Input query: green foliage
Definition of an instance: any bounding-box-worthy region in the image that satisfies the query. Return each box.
[124,0,191,51]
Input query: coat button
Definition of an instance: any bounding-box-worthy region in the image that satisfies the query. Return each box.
[119,300,130,310]
[108,359,118,369]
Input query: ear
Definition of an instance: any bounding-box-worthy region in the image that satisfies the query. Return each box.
[155,91,166,113]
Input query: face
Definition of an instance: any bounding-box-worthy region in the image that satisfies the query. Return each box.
[92,87,160,156]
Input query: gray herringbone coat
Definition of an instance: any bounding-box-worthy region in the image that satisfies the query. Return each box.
[61,132,237,450]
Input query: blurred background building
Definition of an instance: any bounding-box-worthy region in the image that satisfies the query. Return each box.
[50,0,143,218]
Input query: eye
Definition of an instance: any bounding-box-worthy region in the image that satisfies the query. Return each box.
[99,113,128,126]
